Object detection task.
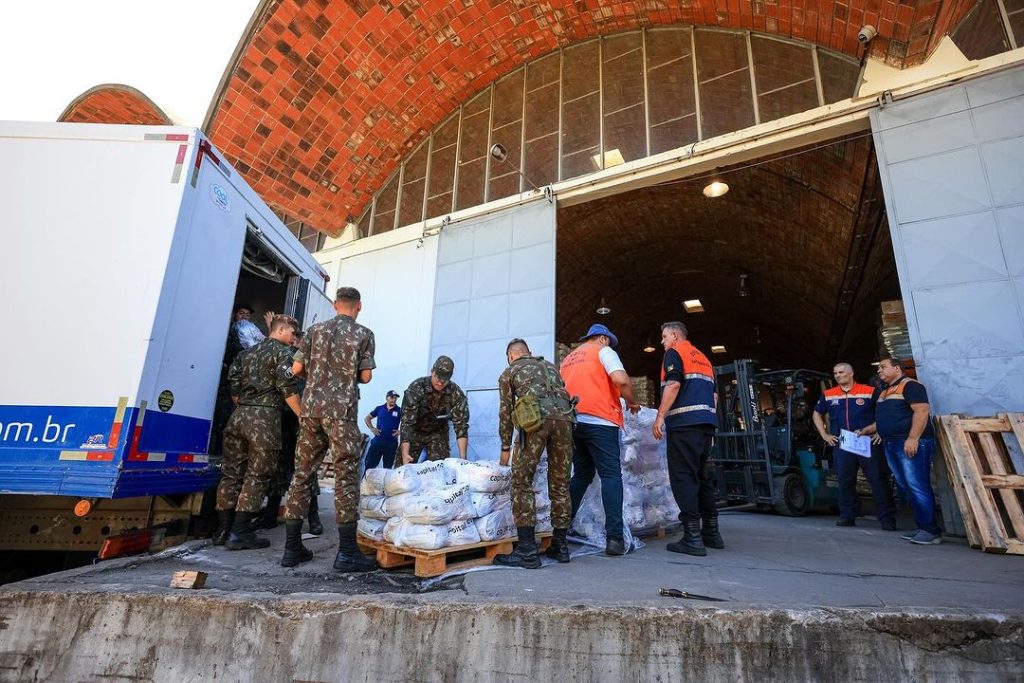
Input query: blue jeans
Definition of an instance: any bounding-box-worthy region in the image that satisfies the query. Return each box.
[569,423,624,539]
[364,437,398,470]
[883,437,940,535]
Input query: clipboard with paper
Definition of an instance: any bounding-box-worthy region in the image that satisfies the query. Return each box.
[838,429,872,458]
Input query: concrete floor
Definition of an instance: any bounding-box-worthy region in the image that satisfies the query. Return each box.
[11,503,1024,613]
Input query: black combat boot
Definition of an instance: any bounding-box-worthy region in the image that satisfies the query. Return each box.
[544,527,571,563]
[212,509,233,546]
[280,520,313,567]
[256,496,281,530]
[701,516,725,549]
[334,522,377,572]
[307,495,324,536]
[667,520,706,556]
[226,512,271,550]
[494,526,542,569]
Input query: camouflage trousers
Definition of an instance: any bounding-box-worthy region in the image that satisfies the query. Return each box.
[405,431,450,464]
[216,406,281,514]
[267,410,320,499]
[511,418,573,528]
[284,416,362,523]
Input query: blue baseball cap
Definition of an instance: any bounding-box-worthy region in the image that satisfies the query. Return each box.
[580,323,618,348]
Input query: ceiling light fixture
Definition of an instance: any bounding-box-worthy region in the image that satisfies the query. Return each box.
[754,326,762,345]
[738,274,750,297]
[683,299,704,313]
[643,339,656,353]
[591,148,625,170]
[702,175,729,198]
[711,345,727,354]
[596,297,611,316]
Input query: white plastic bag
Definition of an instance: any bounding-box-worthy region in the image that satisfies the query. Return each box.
[445,517,482,547]
[360,468,387,496]
[357,518,387,541]
[470,491,511,518]
[384,460,446,496]
[401,485,473,524]
[358,495,388,521]
[386,518,448,550]
[442,457,473,486]
[475,506,516,541]
[381,492,414,518]
[457,460,512,492]
[536,515,553,534]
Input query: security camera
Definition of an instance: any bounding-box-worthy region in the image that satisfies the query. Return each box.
[489,143,508,163]
[857,25,878,44]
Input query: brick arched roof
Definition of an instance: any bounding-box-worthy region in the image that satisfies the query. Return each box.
[59,84,171,125]
[207,0,981,235]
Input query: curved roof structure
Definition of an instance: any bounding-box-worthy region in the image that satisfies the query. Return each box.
[206,0,979,234]
[59,84,171,125]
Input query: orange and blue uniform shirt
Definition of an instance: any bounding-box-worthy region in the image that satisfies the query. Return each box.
[661,340,717,431]
[873,376,935,440]
[814,383,877,440]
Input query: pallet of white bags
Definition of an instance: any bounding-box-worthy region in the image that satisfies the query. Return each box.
[357,533,552,578]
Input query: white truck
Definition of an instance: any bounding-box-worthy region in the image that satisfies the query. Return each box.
[0,122,334,553]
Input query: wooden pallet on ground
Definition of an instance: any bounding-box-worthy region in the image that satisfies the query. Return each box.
[358,533,552,578]
[936,413,1024,555]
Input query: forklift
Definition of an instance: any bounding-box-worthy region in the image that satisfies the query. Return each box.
[712,360,840,515]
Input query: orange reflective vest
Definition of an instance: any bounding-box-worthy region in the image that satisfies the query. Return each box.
[560,343,623,428]
[661,340,717,429]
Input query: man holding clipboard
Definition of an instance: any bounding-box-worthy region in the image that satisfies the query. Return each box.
[812,363,897,530]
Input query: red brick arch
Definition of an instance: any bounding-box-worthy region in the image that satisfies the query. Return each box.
[59,84,171,126]
[207,0,980,235]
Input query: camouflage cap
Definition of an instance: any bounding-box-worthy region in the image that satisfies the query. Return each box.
[335,286,361,302]
[432,355,455,381]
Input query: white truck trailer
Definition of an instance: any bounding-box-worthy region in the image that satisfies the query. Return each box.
[0,122,334,553]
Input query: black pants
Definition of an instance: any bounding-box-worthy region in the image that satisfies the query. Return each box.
[666,428,717,522]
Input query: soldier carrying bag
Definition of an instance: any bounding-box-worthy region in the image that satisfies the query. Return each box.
[510,359,569,434]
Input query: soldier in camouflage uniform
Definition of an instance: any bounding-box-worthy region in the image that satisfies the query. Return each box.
[256,329,323,535]
[399,356,470,464]
[280,287,378,572]
[214,315,302,551]
[493,339,576,569]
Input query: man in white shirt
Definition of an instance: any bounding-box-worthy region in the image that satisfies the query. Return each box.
[559,324,640,555]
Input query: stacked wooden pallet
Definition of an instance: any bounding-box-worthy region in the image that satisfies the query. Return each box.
[936,413,1024,555]
[358,533,553,578]
[878,300,915,371]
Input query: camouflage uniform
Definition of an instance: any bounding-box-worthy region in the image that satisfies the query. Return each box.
[267,349,319,500]
[215,338,298,513]
[283,314,375,524]
[498,355,575,528]
[400,375,469,462]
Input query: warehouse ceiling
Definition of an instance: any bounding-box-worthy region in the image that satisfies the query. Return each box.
[203,0,979,234]
[556,134,901,377]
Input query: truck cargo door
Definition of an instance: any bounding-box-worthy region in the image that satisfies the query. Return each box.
[430,199,557,460]
[296,279,336,329]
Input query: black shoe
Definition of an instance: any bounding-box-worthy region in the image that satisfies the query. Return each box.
[544,527,571,563]
[836,518,856,527]
[495,526,542,568]
[606,536,626,556]
[667,520,706,556]
[256,496,281,530]
[307,495,324,536]
[334,522,377,572]
[880,519,898,531]
[280,520,313,567]
[212,509,233,546]
[226,512,271,550]
[701,517,725,549]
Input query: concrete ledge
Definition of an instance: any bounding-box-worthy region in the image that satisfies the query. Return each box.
[1,589,1021,682]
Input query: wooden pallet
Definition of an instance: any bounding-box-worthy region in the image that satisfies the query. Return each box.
[358,533,552,578]
[936,413,1024,555]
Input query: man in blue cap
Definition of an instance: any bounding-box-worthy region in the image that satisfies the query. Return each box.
[559,323,640,555]
[363,390,402,470]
